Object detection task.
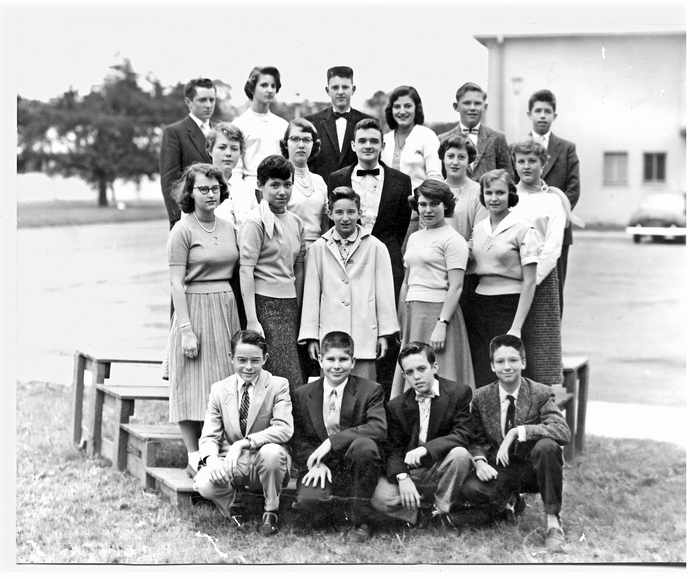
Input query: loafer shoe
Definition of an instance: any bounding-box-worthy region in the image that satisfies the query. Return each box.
[261,511,279,536]
[545,526,566,552]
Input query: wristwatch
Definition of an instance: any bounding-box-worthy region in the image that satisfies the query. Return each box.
[396,472,409,482]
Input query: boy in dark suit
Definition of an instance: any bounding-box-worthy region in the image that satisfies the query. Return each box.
[159,78,216,228]
[463,334,571,552]
[291,331,387,542]
[327,118,412,301]
[305,66,371,184]
[438,82,513,180]
[527,89,580,314]
[371,342,482,528]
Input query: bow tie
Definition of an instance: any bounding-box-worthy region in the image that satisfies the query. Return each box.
[333,111,350,120]
[357,168,380,177]
[415,392,436,402]
[462,127,479,135]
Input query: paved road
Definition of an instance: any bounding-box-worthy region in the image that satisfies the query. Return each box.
[16,221,685,418]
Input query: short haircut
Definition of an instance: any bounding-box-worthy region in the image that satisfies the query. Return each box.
[205,122,246,160]
[489,334,526,361]
[328,186,361,212]
[385,85,425,130]
[244,66,282,100]
[510,139,548,166]
[231,329,268,357]
[257,155,294,185]
[327,66,354,82]
[479,168,519,208]
[398,342,436,370]
[320,331,355,357]
[353,117,383,140]
[528,89,557,112]
[173,163,229,213]
[455,81,487,102]
[410,179,456,217]
[184,78,215,100]
[438,134,477,178]
[279,118,321,161]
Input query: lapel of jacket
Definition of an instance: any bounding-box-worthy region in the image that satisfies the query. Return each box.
[323,231,347,270]
[339,109,361,159]
[245,370,270,431]
[339,376,358,429]
[321,108,341,156]
[185,116,209,160]
[306,379,328,441]
[473,125,492,170]
[375,161,394,224]
[485,382,504,445]
[223,379,243,440]
[542,134,561,180]
[401,390,421,448]
[426,379,450,441]
[515,378,532,427]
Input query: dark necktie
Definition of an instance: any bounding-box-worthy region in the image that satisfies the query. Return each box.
[504,395,515,436]
[239,383,251,435]
[333,111,350,120]
[357,168,380,177]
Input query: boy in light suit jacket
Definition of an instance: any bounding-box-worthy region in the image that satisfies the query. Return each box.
[193,330,293,536]
[527,89,581,314]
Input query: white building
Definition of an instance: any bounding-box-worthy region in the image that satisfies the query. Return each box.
[475,31,686,225]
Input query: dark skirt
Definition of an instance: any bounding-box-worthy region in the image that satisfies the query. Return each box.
[522,269,562,385]
[469,292,520,387]
[255,294,305,388]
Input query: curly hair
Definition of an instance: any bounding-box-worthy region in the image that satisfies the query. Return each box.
[173,163,229,213]
[438,135,477,178]
[409,178,456,217]
[510,139,548,166]
[385,85,425,131]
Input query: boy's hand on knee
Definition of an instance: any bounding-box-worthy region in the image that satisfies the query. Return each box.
[302,464,332,488]
[398,477,421,510]
[475,460,498,482]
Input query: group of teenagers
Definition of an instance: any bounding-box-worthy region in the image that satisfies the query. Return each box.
[159,65,582,551]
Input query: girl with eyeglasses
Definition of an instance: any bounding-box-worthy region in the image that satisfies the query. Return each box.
[166,163,241,476]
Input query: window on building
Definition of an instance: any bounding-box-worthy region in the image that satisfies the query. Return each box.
[603,152,628,186]
[643,152,666,183]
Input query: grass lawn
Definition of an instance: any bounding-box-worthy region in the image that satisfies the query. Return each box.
[17,200,167,228]
[16,380,686,564]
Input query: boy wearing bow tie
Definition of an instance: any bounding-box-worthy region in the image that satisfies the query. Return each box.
[463,334,571,551]
[371,342,481,528]
[193,330,293,536]
[305,66,372,184]
[438,82,513,180]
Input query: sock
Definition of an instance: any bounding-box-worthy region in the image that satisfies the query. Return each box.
[546,514,561,529]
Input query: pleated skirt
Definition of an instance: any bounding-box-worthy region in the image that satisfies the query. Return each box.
[522,269,562,385]
[255,294,305,389]
[391,301,475,398]
[168,281,240,422]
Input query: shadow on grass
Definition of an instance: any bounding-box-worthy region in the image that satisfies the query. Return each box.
[16,380,686,564]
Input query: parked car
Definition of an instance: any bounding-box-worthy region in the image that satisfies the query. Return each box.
[625,191,686,243]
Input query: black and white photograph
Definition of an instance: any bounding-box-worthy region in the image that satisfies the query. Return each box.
[3,0,688,567]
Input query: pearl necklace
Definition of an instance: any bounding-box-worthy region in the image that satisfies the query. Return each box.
[295,169,314,197]
[193,213,216,233]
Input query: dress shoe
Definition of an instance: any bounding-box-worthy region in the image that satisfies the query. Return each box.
[348,523,371,543]
[261,511,280,536]
[544,526,566,552]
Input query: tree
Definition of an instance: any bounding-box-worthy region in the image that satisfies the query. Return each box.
[17,59,184,206]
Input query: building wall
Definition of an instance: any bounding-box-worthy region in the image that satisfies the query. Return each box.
[480,33,685,225]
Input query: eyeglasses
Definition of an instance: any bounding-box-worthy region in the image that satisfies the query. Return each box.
[194,185,220,194]
[288,136,314,144]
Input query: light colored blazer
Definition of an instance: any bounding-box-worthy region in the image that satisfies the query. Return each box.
[298,227,399,360]
[382,124,443,191]
[198,369,293,460]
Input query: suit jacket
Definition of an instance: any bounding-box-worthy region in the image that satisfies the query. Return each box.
[385,377,488,481]
[159,116,212,227]
[438,123,513,181]
[305,107,372,184]
[291,375,387,470]
[198,370,293,461]
[468,377,570,460]
[541,133,580,246]
[327,162,411,296]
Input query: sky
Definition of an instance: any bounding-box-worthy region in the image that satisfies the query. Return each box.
[4,0,686,122]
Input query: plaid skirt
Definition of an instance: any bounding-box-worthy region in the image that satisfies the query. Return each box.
[168,281,240,422]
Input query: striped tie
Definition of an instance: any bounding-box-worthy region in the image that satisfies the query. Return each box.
[239,383,251,435]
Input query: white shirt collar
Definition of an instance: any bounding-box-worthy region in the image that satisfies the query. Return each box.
[498,381,521,403]
[416,378,440,399]
[459,122,481,133]
[189,113,210,132]
[234,373,260,391]
[323,377,349,393]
